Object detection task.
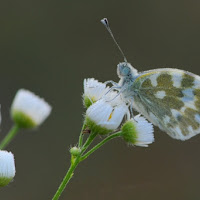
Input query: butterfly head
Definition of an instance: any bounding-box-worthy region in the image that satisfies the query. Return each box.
[117,62,138,78]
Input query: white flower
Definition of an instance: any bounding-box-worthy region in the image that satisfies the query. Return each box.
[11,89,52,128]
[121,115,154,147]
[86,99,128,134]
[83,78,125,108]
[83,78,110,107]
[0,150,16,187]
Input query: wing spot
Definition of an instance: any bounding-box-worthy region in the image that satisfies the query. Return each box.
[184,108,199,130]
[155,91,166,99]
[157,74,173,87]
[163,115,170,124]
[149,74,159,87]
[141,78,152,88]
[183,101,196,110]
[171,109,180,118]
[181,74,195,88]
[172,73,183,88]
[182,89,194,100]
[162,96,184,110]
[180,106,186,112]
[195,114,200,123]
[177,114,182,121]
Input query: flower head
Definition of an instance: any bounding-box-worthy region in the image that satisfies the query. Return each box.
[85,99,128,135]
[70,147,81,157]
[0,150,16,187]
[83,78,110,108]
[121,115,154,147]
[11,89,52,128]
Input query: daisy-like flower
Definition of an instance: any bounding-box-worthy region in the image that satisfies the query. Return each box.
[121,115,154,147]
[11,89,52,129]
[83,78,110,108]
[0,150,16,187]
[85,99,129,135]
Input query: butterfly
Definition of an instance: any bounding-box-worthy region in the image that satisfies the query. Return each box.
[101,18,200,141]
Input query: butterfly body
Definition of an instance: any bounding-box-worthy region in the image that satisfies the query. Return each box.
[117,62,200,140]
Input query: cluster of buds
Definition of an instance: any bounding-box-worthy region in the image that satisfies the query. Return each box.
[0,89,51,187]
[0,79,154,188]
[83,78,154,147]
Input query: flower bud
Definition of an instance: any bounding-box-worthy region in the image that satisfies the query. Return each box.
[121,115,154,147]
[11,89,52,128]
[83,78,110,108]
[86,99,128,135]
[70,147,81,157]
[0,151,16,187]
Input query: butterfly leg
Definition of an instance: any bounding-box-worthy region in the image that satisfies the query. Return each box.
[129,97,135,120]
[105,89,122,102]
[104,80,119,87]
[103,86,121,96]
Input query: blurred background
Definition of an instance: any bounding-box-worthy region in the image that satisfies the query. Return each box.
[1,0,200,199]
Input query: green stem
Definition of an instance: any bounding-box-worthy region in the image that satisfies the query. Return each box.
[81,131,121,161]
[52,156,80,200]
[78,133,84,147]
[81,132,98,154]
[78,124,85,147]
[52,131,98,200]
[52,130,121,199]
[0,124,20,150]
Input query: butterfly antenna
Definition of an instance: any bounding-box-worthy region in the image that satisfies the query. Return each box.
[101,18,128,63]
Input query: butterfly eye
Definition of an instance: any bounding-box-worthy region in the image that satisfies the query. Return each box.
[123,67,130,75]
[117,62,131,77]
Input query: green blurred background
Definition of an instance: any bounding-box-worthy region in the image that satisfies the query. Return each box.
[1,0,200,199]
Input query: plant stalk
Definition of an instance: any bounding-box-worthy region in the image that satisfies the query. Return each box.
[0,124,20,149]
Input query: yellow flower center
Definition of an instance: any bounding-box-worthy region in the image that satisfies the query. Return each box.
[108,112,113,121]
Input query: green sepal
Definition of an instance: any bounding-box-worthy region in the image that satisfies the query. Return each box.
[0,177,13,187]
[11,110,36,129]
[83,96,94,108]
[121,121,137,144]
[85,117,112,135]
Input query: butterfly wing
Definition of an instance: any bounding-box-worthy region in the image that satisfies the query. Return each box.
[131,68,200,140]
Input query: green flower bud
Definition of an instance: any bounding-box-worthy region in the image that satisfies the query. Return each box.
[121,120,137,144]
[121,115,154,147]
[70,147,81,157]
